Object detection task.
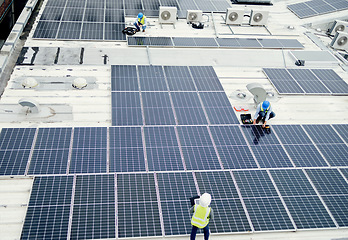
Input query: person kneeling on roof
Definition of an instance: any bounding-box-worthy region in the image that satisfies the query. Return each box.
[253,101,276,128]
[134,13,147,32]
[190,193,213,240]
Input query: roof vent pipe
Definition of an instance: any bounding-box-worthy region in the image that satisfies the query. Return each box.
[72,78,87,89]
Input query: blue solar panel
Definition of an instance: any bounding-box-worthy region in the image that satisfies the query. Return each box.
[74,175,115,204]
[29,149,69,175]
[35,128,72,149]
[70,148,107,173]
[110,148,146,172]
[195,171,239,199]
[210,198,251,233]
[283,196,336,229]
[110,127,142,148]
[171,92,203,108]
[251,145,293,168]
[29,176,73,206]
[270,169,317,196]
[322,195,348,227]
[177,126,213,147]
[314,144,348,167]
[0,128,36,150]
[217,145,258,169]
[0,150,30,175]
[112,92,141,108]
[112,107,143,126]
[189,66,224,91]
[303,125,344,144]
[284,145,328,167]
[305,169,348,195]
[242,125,280,146]
[332,124,348,143]
[142,92,175,125]
[340,168,348,179]
[73,127,107,148]
[147,147,184,171]
[182,146,221,170]
[174,108,208,125]
[156,172,197,201]
[209,126,246,146]
[200,92,232,107]
[138,65,167,91]
[233,170,278,198]
[111,65,139,91]
[243,197,294,231]
[273,125,312,144]
[164,66,196,91]
[205,107,239,124]
[161,201,192,235]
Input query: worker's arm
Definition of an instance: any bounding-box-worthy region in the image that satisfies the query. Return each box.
[253,104,261,124]
[209,208,214,221]
[189,206,194,214]
[262,105,272,127]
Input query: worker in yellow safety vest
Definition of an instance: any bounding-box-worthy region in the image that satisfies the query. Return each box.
[134,13,147,32]
[253,101,276,128]
[189,193,213,240]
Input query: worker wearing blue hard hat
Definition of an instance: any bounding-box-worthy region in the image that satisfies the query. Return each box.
[189,193,213,240]
[253,101,276,128]
[134,12,147,32]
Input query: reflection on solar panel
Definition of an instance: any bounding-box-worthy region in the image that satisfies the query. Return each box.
[128,36,304,49]
[242,125,280,145]
[288,0,348,19]
[264,68,348,95]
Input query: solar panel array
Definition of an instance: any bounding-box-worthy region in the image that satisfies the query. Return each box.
[111,65,239,126]
[263,68,348,95]
[0,124,346,238]
[128,36,304,49]
[34,0,233,40]
[288,0,348,19]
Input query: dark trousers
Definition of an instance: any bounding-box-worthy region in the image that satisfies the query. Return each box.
[191,224,209,240]
[256,111,275,123]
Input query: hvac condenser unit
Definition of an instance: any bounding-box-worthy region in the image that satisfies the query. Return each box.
[330,31,348,51]
[159,6,177,24]
[328,20,348,36]
[187,10,203,23]
[249,10,269,26]
[225,8,244,25]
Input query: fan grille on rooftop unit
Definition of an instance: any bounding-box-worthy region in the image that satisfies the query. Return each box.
[335,24,345,32]
[229,12,239,22]
[253,13,263,22]
[188,12,198,21]
[338,36,348,46]
[161,11,171,20]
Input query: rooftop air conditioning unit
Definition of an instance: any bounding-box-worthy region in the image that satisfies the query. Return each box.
[249,10,269,26]
[159,6,177,24]
[225,8,244,25]
[328,20,348,36]
[187,10,203,23]
[330,31,348,51]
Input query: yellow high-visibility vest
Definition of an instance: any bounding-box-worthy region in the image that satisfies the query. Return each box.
[138,16,146,25]
[191,205,211,228]
[260,102,270,112]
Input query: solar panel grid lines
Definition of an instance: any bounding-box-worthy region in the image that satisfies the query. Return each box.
[321,195,348,227]
[287,69,331,94]
[302,124,344,144]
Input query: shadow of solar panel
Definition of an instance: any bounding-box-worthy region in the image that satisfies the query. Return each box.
[322,195,348,227]
[161,201,192,235]
[305,169,348,195]
[316,144,348,167]
[149,37,173,46]
[156,172,197,201]
[118,201,162,238]
[173,37,196,47]
[273,125,312,144]
[217,146,258,169]
[251,145,293,168]
[105,9,125,22]
[57,22,82,39]
[40,7,64,21]
[242,125,280,146]
[81,23,104,40]
[147,147,184,171]
[205,107,239,124]
[182,146,221,170]
[332,124,348,143]
[0,150,30,175]
[244,197,294,231]
[270,169,317,196]
[195,171,239,199]
[233,170,278,198]
[33,21,60,38]
[303,125,344,144]
[105,23,126,41]
[110,148,146,172]
[283,145,328,167]
[21,206,70,240]
[29,149,69,174]
[74,175,115,204]
[210,199,252,233]
[0,128,36,150]
[71,204,116,240]
[283,196,335,229]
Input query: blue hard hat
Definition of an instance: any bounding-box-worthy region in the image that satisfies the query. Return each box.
[262,101,270,109]
[138,13,143,19]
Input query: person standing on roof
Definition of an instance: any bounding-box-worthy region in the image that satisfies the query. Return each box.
[134,13,147,32]
[253,100,276,128]
[190,193,213,240]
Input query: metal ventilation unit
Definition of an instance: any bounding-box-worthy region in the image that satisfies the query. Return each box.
[246,82,267,106]
[225,8,244,25]
[330,31,348,51]
[328,20,348,36]
[159,6,177,24]
[186,10,203,23]
[249,10,269,26]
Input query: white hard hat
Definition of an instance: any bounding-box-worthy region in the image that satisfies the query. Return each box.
[199,193,211,207]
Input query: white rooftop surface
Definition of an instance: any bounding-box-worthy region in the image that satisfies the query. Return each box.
[0,0,348,239]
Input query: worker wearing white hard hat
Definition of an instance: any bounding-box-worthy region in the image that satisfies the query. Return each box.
[189,193,214,240]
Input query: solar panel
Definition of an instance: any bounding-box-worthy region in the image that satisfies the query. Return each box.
[273,125,312,144]
[84,8,104,22]
[287,69,330,94]
[209,198,251,233]
[241,125,280,146]
[251,145,293,168]
[217,145,258,169]
[105,9,125,22]
[263,68,305,94]
[142,92,175,125]
[283,145,328,167]
[189,66,224,91]
[321,195,348,227]
[233,170,278,198]
[238,38,263,48]
[0,150,30,175]
[33,21,60,39]
[40,7,64,21]
[81,23,104,40]
[258,39,283,48]
[305,169,348,195]
[205,107,239,124]
[164,66,196,91]
[243,197,294,231]
[216,38,240,47]
[105,23,126,41]
[193,38,218,47]
[209,126,246,146]
[340,168,348,179]
[283,196,336,229]
[112,92,143,125]
[149,37,173,46]
[57,22,82,39]
[303,125,344,144]
[0,128,36,150]
[161,201,192,235]
[182,146,221,170]
[138,65,167,91]
[110,127,142,148]
[316,144,348,167]
[177,126,213,147]
[200,92,232,107]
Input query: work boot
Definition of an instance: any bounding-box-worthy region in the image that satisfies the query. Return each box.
[142,29,145,32]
